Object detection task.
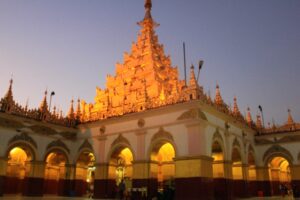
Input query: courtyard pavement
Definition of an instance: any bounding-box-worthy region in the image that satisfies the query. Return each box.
[0,196,299,200]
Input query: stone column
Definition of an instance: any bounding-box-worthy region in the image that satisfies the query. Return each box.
[232,163,248,198]
[132,160,158,200]
[22,160,45,196]
[256,166,271,196]
[58,164,76,196]
[93,163,116,199]
[175,155,214,200]
[247,165,257,197]
[291,165,300,197]
[0,157,7,196]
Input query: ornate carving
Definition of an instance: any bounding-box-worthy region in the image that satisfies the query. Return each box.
[30,125,57,136]
[177,109,207,121]
[263,145,293,163]
[138,119,145,128]
[0,117,23,129]
[111,134,131,148]
[100,126,106,135]
[8,132,37,149]
[232,138,241,148]
[78,139,93,152]
[151,127,173,142]
[46,139,70,154]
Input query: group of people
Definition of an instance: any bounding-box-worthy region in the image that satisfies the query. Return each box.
[279,183,298,198]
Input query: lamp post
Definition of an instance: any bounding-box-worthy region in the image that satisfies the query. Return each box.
[49,91,55,112]
[258,105,265,128]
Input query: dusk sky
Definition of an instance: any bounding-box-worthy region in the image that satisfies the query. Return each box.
[0,0,299,125]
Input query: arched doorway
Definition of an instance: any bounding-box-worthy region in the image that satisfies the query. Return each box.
[247,150,257,196]
[232,146,245,198]
[109,147,133,190]
[268,156,291,196]
[5,145,34,194]
[75,151,95,197]
[150,142,175,193]
[212,140,225,199]
[44,151,67,195]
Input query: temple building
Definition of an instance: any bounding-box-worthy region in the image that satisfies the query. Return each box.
[0,0,300,199]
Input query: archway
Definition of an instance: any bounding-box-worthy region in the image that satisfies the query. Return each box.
[150,142,175,192]
[212,140,226,199]
[268,156,291,196]
[44,151,68,195]
[109,147,133,188]
[247,150,257,196]
[75,151,95,197]
[5,145,34,194]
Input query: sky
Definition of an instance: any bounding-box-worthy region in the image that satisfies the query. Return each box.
[0,0,299,125]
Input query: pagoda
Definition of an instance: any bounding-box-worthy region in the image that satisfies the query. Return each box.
[81,0,196,121]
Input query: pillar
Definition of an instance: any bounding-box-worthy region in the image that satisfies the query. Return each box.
[256,166,271,196]
[22,161,45,196]
[132,160,158,200]
[0,157,7,196]
[175,155,214,200]
[291,165,300,197]
[58,164,76,196]
[93,163,116,199]
[232,164,248,198]
[270,168,280,195]
[247,165,257,197]
[213,160,233,200]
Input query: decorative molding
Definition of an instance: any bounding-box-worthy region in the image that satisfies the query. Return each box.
[46,139,70,154]
[8,132,37,149]
[263,145,293,164]
[99,126,106,135]
[151,127,173,142]
[78,139,93,152]
[59,131,77,140]
[30,125,57,136]
[177,108,207,121]
[0,117,23,129]
[137,118,145,128]
[111,134,130,148]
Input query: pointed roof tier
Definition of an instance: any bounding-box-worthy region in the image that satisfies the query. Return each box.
[39,90,48,113]
[232,96,240,116]
[68,99,75,120]
[0,79,15,112]
[214,84,223,106]
[256,115,262,129]
[246,107,252,125]
[286,109,294,125]
[76,98,81,121]
[189,65,197,87]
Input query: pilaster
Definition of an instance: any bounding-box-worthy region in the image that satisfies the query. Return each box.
[93,163,115,199]
[256,166,271,196]
[174,155,214,200]
[0,157,7,196]
[291,165,300,197]
[22,161,45,196]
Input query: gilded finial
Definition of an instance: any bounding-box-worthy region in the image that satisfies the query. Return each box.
[246,107,252,124]
[214,83,223,105]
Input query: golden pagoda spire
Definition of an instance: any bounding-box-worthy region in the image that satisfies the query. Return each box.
[189,64,197,87]
[287,109,294,125]
[256,115,262,129]
[214,84,223,105]
[68,99,75,120]
[246,107,252,125]
[76,98,81,121]
[39,90,48,113]
[144,0,152,20]
[232,96,240,116]
[0,78,14,112]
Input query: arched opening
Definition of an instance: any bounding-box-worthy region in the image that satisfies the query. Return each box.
[5,146,34,194]
[248,152,256,180]
[212,141,224,178]
[150,142,175,193]
[232,147,242,180]
[109,147,133,186]
[268,156,291,196]
[75,151,95,197]
[247,151,257,196]
[44,151,67,195]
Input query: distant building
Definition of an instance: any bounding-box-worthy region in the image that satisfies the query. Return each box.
[0,0,299,199]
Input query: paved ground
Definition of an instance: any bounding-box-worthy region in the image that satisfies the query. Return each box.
[0,196,299,200]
